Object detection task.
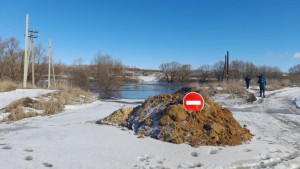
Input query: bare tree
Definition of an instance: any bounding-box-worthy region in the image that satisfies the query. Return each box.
[27,43,48,82]
[94,51,124,95]
[4,37,21,79]
[289,64,300,84]
[159,63,171,83]
[68,58,90,90]
[159,61,181,83]
[197,64,212,82]
[0,36,6,79]
[178,64,192,82]
[213,61,225,79]
[244,62,256,77]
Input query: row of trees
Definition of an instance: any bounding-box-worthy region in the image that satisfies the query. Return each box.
[159,62,192,83]
[210,60,283,80]
[0,36,52,82]
[288,64,300,84]
[159,60,298,83]
[0,36,124,94]
[2,35,300,92]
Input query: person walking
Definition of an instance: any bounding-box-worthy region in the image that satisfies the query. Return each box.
[244,75,251,89]
[257,74,266,97]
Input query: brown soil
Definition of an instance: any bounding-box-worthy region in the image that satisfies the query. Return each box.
[99,88,253,147]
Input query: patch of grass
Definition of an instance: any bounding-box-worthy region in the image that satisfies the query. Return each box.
[5,97,34,112]
[0,80,17,92]
[49,85,96,105]
[33,96,64,115]
[3,106,38,122]
[2,85,96,122]
[225,81,245,95]
[0,80,40,93]
[188,81,246,97]
[266,79,293,91]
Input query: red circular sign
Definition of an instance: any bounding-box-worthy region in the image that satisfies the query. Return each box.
[183,92,204,112]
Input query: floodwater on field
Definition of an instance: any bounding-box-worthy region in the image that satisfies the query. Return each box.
[91,82,190,99]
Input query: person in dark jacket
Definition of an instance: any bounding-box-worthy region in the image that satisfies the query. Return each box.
[244,75,251,89]
[257,74,266,97]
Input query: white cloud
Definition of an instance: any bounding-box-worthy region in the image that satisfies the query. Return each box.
[264,52,289,58]
[293,53,300,59]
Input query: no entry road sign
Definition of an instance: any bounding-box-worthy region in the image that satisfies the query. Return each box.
[183,92,204,112]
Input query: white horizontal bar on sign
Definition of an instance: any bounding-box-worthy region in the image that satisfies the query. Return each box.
[186,101,201,105]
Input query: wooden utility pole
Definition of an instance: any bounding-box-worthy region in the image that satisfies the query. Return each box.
[28,30,38,86]
[223,55,227,81]
[223,51,230,82]
[51,51,56,89]
[48,38,56,89]
[48,39,51,88]
[23,14,29,88]
[226,51,229,82]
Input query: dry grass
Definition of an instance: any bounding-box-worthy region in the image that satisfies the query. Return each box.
[33,96,64,115]
[266,79,293,91]
[2,84,96,122]
[47,84,96,105]
[192,81,246,97]
[225,82,245,95]
[0,80,18,92]
[5,97,34,112]
[2,98,38,122]
[0,80,41,93]
[3,106,38,122]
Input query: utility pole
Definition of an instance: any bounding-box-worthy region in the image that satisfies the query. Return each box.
[48,39,51,88]
[23,14,29,88]
[223,55,227,81]
[51,51,56,89]
[226,51,229,82]
[28,30,38,86]
[48,38,56,89]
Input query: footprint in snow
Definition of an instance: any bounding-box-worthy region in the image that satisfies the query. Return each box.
[209,148,219,155]
[2,145,12,150]
[177,162,203,169]
[135,155,170,169]
[191,152,199,157]
[243,149,252,152]
[157,158,166,165]
[24,149,34,152]
[138,154,154,162]
[24,156,33,161]
[43,162,53,168]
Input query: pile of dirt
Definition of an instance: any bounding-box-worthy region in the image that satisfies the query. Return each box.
[99,87,253,147]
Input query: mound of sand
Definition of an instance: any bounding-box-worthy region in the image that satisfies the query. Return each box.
[99,87,253,147]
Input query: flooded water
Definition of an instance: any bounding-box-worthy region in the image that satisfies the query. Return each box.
[91,82,188,99]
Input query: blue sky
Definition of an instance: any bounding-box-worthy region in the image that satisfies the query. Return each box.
[0,0,299,72]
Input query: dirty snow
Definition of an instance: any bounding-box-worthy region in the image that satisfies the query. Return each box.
[0,87,300,169]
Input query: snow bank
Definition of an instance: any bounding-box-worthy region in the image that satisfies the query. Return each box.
[0,89,57,109]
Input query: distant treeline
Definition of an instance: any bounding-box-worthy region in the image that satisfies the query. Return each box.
[1,35,300,92]
[159,60,300,84]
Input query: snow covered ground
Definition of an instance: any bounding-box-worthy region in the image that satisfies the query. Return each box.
[137,73,162,82]
[0,87,300,169]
